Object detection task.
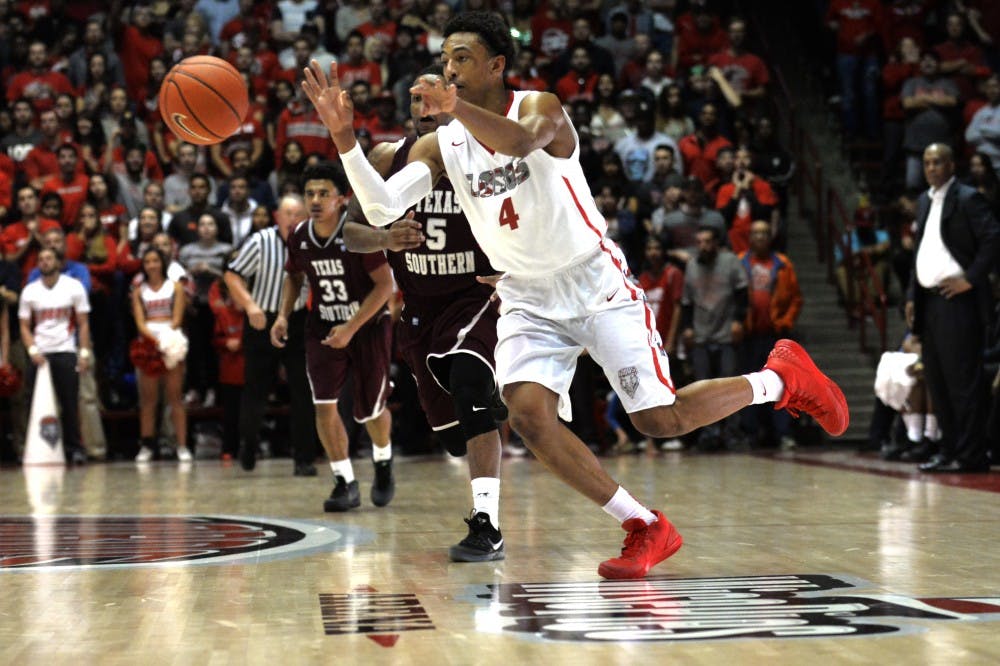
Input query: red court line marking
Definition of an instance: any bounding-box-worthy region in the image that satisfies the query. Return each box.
[753,451,1000,493]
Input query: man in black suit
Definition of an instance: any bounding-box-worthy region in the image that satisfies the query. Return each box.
[906,143,1000,472]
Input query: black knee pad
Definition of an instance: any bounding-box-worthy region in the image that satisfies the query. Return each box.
[437,425,467,457]
[449,354,499,441]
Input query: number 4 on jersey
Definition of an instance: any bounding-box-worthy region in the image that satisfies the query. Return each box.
[498,197,519,230]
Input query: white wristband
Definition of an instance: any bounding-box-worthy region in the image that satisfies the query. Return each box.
[28,345,40,356]
[340,142,433,227]
[79,348,92,360]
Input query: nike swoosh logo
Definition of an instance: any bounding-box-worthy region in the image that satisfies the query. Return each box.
[763,386,767,396]
[489,538,503,551]
[471,405,487,412]
[606,289,619,302]
[171,113,212,142]
[452,141,465,146]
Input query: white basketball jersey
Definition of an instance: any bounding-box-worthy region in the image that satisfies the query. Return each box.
[436,90,607,277]
[140,279,176,320]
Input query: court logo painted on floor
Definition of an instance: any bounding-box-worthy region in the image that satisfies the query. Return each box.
[469,574,1000,642]
[0,515,372,570]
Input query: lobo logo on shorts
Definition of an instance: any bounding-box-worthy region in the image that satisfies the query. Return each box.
[617,366,639,399]
[39,416,60,448]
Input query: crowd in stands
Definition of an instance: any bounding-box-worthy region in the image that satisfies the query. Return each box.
[10,0,959,463]
[819,0,1000,465]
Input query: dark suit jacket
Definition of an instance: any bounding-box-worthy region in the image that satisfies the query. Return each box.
[908,180,1000,334]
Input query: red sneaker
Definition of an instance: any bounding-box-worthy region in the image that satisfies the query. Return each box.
[598,510,683,580]
[764,339,850,436]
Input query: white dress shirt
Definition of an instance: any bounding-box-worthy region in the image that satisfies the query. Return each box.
[915,176,965,288]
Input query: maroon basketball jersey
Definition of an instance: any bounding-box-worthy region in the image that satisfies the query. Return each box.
[385,136,496,301]
[285,217,389,338]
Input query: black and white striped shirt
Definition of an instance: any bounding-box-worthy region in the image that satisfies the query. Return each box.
[227,226,306,313]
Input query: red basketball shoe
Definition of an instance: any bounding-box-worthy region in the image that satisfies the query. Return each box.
[598,510,683,580]
[764,339,850,436]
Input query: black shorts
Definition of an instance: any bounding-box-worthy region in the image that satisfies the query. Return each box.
[305,314,393,422]
[396,293,499,430]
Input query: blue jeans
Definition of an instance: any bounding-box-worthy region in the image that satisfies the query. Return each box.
[836,53,880,138]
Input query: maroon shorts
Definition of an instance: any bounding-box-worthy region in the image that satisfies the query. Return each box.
[396,292,499,430]
[305,314,393,422]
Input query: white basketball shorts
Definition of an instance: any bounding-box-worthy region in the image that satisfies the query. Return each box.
[494,240,676,422]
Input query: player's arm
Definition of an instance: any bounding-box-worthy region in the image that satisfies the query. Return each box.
[342,142,426,252]
[411,78,575,159]
[19,315,40,365]
[75,306,93,372]
[271,271,304,348]
[322,262,393,349]
[301,61,441,226]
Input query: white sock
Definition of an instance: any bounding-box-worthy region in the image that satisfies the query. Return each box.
[471,477,500,528]
[372,441,392,462]
[924,414,941,441]
[743,369,784,405]
[330,459,354,482]
[902,413,924,443]
[602,486,656,525]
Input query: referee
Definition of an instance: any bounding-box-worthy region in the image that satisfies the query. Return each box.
[224,194,318,475]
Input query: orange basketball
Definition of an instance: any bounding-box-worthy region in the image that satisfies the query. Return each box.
[159,56,249,146]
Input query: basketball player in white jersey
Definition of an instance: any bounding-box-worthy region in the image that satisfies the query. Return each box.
[301,12,849,579]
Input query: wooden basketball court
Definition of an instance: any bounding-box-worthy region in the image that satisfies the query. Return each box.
[2,449,1000,664]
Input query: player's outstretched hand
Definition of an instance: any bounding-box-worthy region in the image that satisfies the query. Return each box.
[409,73,457,116]
[301,60,354,134]
[386,212,425,251]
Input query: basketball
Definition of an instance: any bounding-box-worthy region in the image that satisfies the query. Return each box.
[159,56,249,146]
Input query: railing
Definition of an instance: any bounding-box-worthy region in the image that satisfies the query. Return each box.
[767,43,889,352]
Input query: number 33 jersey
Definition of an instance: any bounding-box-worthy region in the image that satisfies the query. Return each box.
[285,217,388,338]
[436,89,608,278]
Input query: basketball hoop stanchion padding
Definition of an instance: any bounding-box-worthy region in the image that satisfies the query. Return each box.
[23,362,65,466]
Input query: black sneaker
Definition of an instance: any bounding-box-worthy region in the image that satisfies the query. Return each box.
[324,477,360,512]
[238,441,257,471]
[449,511,505,562]
[371,460,395,507]
[294,462,317,477]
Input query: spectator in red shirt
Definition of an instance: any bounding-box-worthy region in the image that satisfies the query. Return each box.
[555,47,600,104]
[637,236,684,355]
[707,17,769,105]
[365,91,406,146]
[114,3,164,100]
[715,147,780,255]
[530,0,574,70]
[338,31,383,94]
[881,36,921,192]
[86,173,129,245]
[23,110,78,189]
[275,97,336,166]
[0,99,41,174]
[738,220,803,449]
[934,11,989,102]
[881,0,930,51]
[219,0,272,56]
[357,0,397,49]
[349,80,377,131]
[2,186,62,279]
[40,144,89,229]
[507,48,548,92]
[5,40,75,113]
[674,0,728,73]
[826,0,883,139]
[619,33,654,91]
[209,279,245,459]
[678,102,733,187]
